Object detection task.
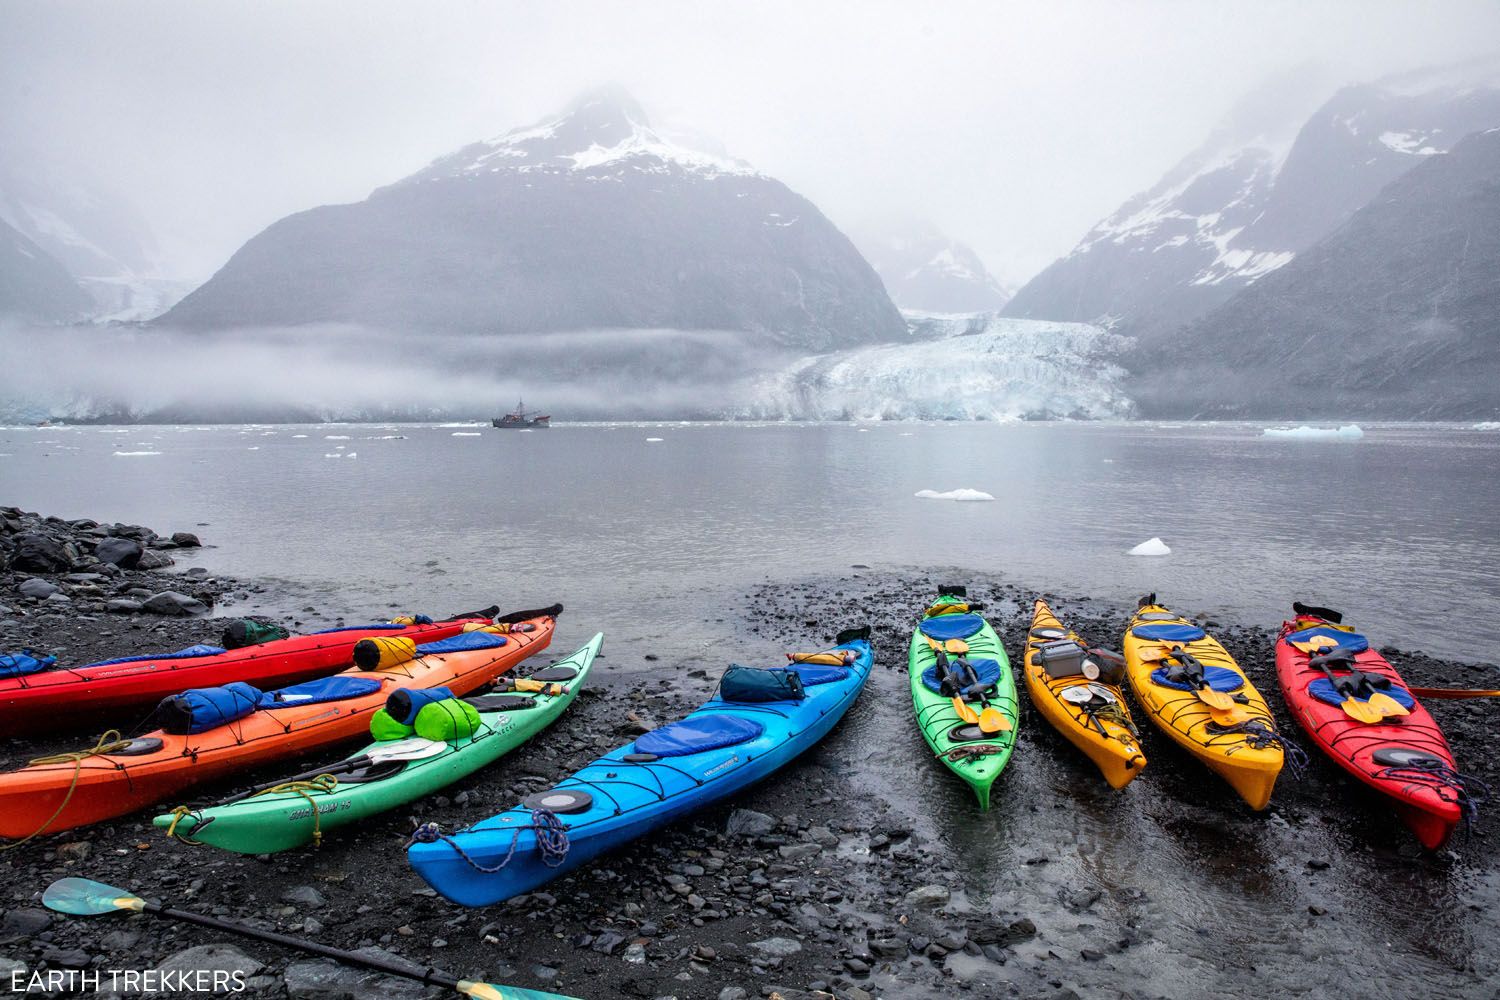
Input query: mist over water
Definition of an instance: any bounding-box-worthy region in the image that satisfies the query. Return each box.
[0,323,789,422]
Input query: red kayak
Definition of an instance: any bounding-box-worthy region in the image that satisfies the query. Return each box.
[0,610,497,736]
[1276,603,1468,850]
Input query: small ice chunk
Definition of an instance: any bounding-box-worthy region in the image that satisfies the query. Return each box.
[1129,537,1171,556]
[325,434,351,440]
[451,432,481,437]
[292,434,308,438]
[915,488,996,502]
[1262,424,1364,440]
[1473,421,1500,430]
[112,451,162,456]
[646,437,664,442]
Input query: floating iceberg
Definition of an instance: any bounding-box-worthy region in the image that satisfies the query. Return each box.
[1262,424,1364,440]
[646,437,664,442]
[451,432,481,437]
[1129,537,1171,556]
[112,450,161,457]
[324,434,351,440]
[1473,421,1500,430]
[915,488,996,502]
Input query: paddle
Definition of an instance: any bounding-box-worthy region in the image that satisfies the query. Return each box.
[943,642,1009,734]
[43,878,576,1000]
[219,737,448,805]
[1159,646,1235,712]
[925,639,979,725]
[1409,686,1500,699]
[1312,658,1383,724]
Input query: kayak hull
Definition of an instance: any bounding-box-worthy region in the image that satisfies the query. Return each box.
[0,618,553,839]
[1275,614,1462,850]
[1022,600,1144,789]
[1123,604,1284,810]
[410,633,872,906]
[0,618,484,736]
[153,634,601,855]
[907,598,1017,809]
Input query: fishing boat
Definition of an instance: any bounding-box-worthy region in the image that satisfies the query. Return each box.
[492,400,550,429]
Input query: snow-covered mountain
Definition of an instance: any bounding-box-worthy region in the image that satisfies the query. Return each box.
[850,220,1013,313]
[1138,126,1500,419]
[739,312,1134,421]
[1004,73,1500,343]
[0,216,91,322]
[0,152,189,321]
[163,87,906,349]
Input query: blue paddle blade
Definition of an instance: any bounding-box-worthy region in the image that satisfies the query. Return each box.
[42,878,144,916]
[459,983,582,1000]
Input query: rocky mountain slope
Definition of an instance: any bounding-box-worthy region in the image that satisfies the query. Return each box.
[1003,78,1500,346]
[850,220,1012,313]
[162,89,906,349]
[0,216,90,322]
[1136,127,1500,419]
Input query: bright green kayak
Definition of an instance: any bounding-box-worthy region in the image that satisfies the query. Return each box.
[153,633,601,854]
[908,589,1017,809]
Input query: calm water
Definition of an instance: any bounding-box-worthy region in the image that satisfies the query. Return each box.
[3,421,1497,662]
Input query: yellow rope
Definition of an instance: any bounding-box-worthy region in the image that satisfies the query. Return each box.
[250,774,340,848]
[1,730,133,851]
[162,805,206,845]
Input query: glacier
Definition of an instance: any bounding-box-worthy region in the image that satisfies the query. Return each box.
[735,312,1136,421]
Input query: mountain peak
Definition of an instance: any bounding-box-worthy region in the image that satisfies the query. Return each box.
[408,87,752,184]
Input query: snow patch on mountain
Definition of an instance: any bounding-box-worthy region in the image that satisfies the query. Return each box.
[413,90,756,183]
[738,313,1134,421]
[1378,130,1443,155]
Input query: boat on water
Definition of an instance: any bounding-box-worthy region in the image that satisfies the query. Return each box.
[492,400,550,429]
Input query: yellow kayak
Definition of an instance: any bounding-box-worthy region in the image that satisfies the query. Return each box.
[1022,600,1145,788]
[1122,597,1284,810]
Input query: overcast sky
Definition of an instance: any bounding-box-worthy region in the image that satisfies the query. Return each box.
[3,1,1498,285]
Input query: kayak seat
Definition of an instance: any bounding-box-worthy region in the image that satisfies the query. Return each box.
[918,614,985,641]
[1131,623,1207,643]
[1149,664,1243,693]
[259,675,382,708]
[415,632,508,655]
[1285,625,1369,654]
[84,643,227,668]
[634,714,764,758]
[1308,677,1414,711]
[771,664,848,686]
[921,657,1002,695]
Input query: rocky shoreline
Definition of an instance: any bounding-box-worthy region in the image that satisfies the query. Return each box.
[2,523,1497,999]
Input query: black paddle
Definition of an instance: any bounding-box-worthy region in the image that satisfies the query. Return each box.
[43,878,576,1000]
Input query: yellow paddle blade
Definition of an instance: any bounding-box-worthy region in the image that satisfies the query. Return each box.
[978,706,1010,733]
[1194,686,1234,711]
[1207,703,1251,726]
[951,697,979,724]
[1339,696,1384,724]
[1365,691,1410,718]
[945,638,970,655]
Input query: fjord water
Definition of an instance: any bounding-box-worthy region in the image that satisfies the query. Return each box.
[4,421,1497,662]
[5,420,1498,996]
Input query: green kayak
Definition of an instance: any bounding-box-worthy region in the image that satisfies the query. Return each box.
[154,633,601,854]
[908,589,1017,809]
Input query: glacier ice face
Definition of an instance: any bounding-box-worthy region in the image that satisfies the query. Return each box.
[736,312,1136,421]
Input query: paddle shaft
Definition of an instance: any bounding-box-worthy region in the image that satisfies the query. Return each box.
[142,900,464,993]
[1409,686,1500,699]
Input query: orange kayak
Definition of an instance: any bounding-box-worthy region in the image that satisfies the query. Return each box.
[0,612,554,840]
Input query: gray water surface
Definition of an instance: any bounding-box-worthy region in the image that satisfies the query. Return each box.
[3,421,1497,662]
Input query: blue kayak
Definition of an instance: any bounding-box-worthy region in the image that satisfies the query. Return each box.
[408,627,873,906]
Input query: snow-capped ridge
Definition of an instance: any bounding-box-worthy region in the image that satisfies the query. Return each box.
[411,87,756,183]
